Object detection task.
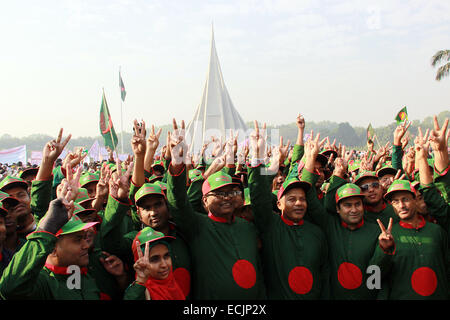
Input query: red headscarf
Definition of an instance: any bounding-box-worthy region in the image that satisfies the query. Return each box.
[144,266,186,300]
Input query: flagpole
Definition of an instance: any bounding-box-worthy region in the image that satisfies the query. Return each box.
[103,87,117,157]
[119,66,124,155]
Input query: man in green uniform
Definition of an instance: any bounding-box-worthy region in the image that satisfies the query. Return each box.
[165,119,266,300]
[300,138,395,299]
[380,180,449,299]
[0,197,104,299]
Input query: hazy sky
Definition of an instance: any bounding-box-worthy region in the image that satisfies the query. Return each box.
[1,0,450,138]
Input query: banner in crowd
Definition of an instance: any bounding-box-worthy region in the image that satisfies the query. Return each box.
[0,145,27,165]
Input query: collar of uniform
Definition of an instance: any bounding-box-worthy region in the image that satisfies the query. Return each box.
[341,218,364,230]
[399,215,426,230]
[208,212,235,224]
[280,213,304,226]
[45,262,87,276]
[364,202,386,213]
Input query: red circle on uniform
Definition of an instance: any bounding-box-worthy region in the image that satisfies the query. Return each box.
[232,260,256,289]
[337,262,362,290]
[173,267,191,297]
[411,267,437,296]
[288,266,313,294]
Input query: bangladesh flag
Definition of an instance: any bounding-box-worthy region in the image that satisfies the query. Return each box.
[119,71,126,102]
[367,123,374,141]
[99,90,118,150]
[395,106,408,124]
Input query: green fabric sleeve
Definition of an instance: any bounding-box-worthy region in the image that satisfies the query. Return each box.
[324,175,347,213]
[123,282,146,300]
[187,177,207,214]
[248,164,276,234]
[99,195,133,257]
[433,164,450,204]
[30,179,53,223]
[391,145,404,174]
[0,231,56,299]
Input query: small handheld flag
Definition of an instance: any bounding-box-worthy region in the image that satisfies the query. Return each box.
[395,106,408,124]
[119,71,126,102]
[367,123,374,141]
[99,90,118,151]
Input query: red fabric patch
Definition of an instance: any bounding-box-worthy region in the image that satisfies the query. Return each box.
[288,266,313,294]
[411,267,437,296]
[173,267,191,297]
[337,262,362,290]
[232,259,256,289]
[100,292,112,300]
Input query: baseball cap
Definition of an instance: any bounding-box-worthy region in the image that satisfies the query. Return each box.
[353,171,378,185]
[277,177,311,201]
[0,190,20,208]
[202,171,239,195]
[135,183,166,207]
[0,176,28,192]
[132,226,175,260]
[335,183,365,204]
[384,179,416,201]
[376,166,397,178]
[79,172,99,188]
[55,215,99,237]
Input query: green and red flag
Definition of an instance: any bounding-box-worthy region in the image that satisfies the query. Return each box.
[99,90,118,150]
[366,123,375,141]
[119,71,126,102]
[395,106,408,124]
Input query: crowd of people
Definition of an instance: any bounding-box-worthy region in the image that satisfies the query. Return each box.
[0,113,448,300]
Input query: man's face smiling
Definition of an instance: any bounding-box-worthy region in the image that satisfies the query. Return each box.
[203,185,237,218]
[137,195,169,231]
[277,187,307,224]
[358,177,383,206]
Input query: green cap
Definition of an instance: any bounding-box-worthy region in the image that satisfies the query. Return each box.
[376,165,397,178]
[0,176,28,192]
[353,171,378,185]
[55,215,99,237]
[75,188,91,203]
[79,172,99,188]
[153,181,167,193]
[189,169,203,181]
[277,177,311,201]
[202,171,238,195]
[135,183,166,206]
[19,167,39,180]
[148,174,163,183]
[384,179,416,201]
[335,183,364,204]
[73,202,96,216]
[132,226,175,259]
[0,191,20,208]
[152,160,165,170]
[348,160,361,173]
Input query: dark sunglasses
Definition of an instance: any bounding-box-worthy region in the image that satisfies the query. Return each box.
[360,182,380,192]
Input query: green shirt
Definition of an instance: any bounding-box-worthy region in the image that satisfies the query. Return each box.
[166,166,266,300]
[248,164,329,299]
[0,231,101,300]
[301,169,393,300]
[381,217,449,299]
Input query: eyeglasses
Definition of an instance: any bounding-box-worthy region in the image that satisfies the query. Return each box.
[207,190,243,198]
[360,182,380,192]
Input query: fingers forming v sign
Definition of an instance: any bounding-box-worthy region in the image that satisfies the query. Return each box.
[377,218,394,251]
[45,128,72,162]
[134,241,152,283]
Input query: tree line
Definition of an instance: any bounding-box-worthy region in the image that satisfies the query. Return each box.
[0,110,448,160]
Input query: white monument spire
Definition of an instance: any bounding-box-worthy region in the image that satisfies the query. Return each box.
[186,26,248,154]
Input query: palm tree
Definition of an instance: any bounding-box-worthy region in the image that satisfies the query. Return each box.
[431,50,450,81]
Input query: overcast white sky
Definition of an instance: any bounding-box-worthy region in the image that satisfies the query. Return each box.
[1,0,449,138]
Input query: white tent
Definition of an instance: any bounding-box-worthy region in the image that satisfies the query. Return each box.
[186,26,248,154]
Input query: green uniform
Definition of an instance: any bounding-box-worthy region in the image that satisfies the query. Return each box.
[0,231,101,300]
[381,217,449,299]
[166,167,266,300]
[248,164,328,299]
[301,169,393,299]
[433,164,450,204]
